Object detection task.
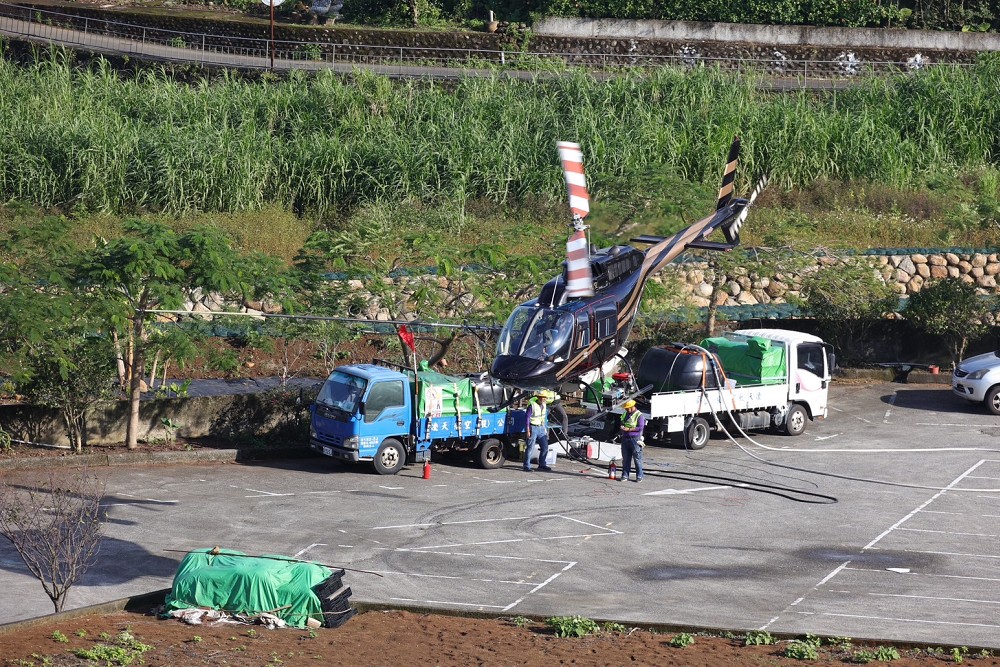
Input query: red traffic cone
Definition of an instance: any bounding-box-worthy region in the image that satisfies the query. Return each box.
[422,460,431,480]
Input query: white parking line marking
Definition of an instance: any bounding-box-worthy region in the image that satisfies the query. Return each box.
[644,485,734,496]
[503,562,577,612]
[897,527,999,538]
[378,486,404,490]
[390,597,507,609]
[814,434,840,441]
[882,392,896,423]
[844,566,1000,583]
[865,460,984,550]
[369,570,540,585]
[873,548,1000,560]
[764,462,986,632]
[293,543,326,558]
[793,611,1000,630]
[243,488,294,497]
[864,592,1000,605]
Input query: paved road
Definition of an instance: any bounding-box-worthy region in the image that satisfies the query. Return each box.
[0,11,860,89]
[3,381,1000,649]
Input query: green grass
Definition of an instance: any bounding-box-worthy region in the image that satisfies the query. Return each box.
[1,52,1000,220]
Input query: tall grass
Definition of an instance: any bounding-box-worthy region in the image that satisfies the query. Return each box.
[1,52,999,215]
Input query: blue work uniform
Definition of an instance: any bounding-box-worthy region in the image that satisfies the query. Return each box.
[619,408,645,481]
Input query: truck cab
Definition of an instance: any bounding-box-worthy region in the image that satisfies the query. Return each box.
[309,364,413,474]
[727,328,835,425]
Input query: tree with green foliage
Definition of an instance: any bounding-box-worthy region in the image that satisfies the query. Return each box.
[0,219,118,452]
[798,259,899,363]
[75,221,297,449]
[903,279,994,367]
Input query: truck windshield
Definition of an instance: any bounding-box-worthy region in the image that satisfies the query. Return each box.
[316,371,366,414]
[497,306,574,361]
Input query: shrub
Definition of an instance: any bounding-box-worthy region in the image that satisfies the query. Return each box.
[785,640,819,660]
[545,616,600,638]
[745,630,777,646]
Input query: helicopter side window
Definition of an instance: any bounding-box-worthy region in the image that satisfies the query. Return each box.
[577,312,591,348]
[595,303,617,340]
[520,311,573,361]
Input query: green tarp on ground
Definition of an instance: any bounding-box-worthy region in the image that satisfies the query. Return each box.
[162,548,332,628]
[415,369,476,418]
[700,336,787,386]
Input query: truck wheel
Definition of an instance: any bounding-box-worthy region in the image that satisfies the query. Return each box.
[477,438,505,469]
[783,404,808,436]
[684,417,710,450]
[373,438,406,475]
[986,386,1000,416]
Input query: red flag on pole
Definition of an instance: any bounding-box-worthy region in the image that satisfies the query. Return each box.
[397,325,416,352]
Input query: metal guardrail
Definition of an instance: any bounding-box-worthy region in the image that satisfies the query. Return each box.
[0,1,978,79]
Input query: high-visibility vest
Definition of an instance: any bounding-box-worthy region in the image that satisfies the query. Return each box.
[621,409,640,432]
[529,400,547,426]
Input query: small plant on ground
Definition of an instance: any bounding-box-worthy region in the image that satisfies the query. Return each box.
[825,636,853,650]
[951,646,969,663]
[545,615,600,638]
[509,615,530,627]
[75,629,87,638]
[73,629,152,667]
[852,645,900,663]
[668,632,695,648]
[745,630,777,645]
[50,630,68,643]
[785,640,819,660]
[602,621,627,633]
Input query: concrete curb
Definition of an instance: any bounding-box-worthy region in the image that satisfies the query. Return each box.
[0,446,315,472]
[0,588,172,635]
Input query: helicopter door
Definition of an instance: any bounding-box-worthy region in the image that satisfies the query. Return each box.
[593,301,618,364]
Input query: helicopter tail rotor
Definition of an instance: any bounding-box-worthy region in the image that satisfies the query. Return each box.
[715,136,741,211]
[722,172,769,245]
[558,141,595,298]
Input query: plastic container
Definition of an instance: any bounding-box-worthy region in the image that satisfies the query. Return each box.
[637,345,723,393]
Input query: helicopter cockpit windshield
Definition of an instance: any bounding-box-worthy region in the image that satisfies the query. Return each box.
[497,306,574,362]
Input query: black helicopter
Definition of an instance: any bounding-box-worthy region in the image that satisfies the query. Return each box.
[489,137,769,391]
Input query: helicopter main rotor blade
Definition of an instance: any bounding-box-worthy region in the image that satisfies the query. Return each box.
[557,141,595,298]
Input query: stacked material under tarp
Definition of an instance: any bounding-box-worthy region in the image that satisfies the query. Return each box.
[161,548,333,629]
[700,336,787,386]
[416,369,476,418]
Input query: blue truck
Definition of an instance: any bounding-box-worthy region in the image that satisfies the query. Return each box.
[309,362,528,475]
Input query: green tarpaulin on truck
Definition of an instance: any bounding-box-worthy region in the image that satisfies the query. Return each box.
[415,369,477,418]
[161,548,332,628]
[700,336,787,386]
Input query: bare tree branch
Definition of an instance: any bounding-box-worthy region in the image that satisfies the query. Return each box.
[0,470,106,612]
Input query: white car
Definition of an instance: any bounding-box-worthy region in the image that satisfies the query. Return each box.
[952,351,1000,415]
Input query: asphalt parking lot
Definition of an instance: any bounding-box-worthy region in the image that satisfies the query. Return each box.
[3,381,1000,648]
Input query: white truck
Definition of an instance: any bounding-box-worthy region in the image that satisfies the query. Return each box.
[583,329,835,449]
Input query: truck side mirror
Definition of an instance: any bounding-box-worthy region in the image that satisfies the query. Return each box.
[358,401,366,416]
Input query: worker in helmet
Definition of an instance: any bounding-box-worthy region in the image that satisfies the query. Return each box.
[523,393,552,472]
[618,399,645,482]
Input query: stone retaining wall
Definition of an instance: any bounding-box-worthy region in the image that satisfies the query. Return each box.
[670,250,1000,310]
[0,391,310,448]
[313,249,1000,322]
[4,1,995,70]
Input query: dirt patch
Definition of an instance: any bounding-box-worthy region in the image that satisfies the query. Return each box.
[2,608,995,667]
